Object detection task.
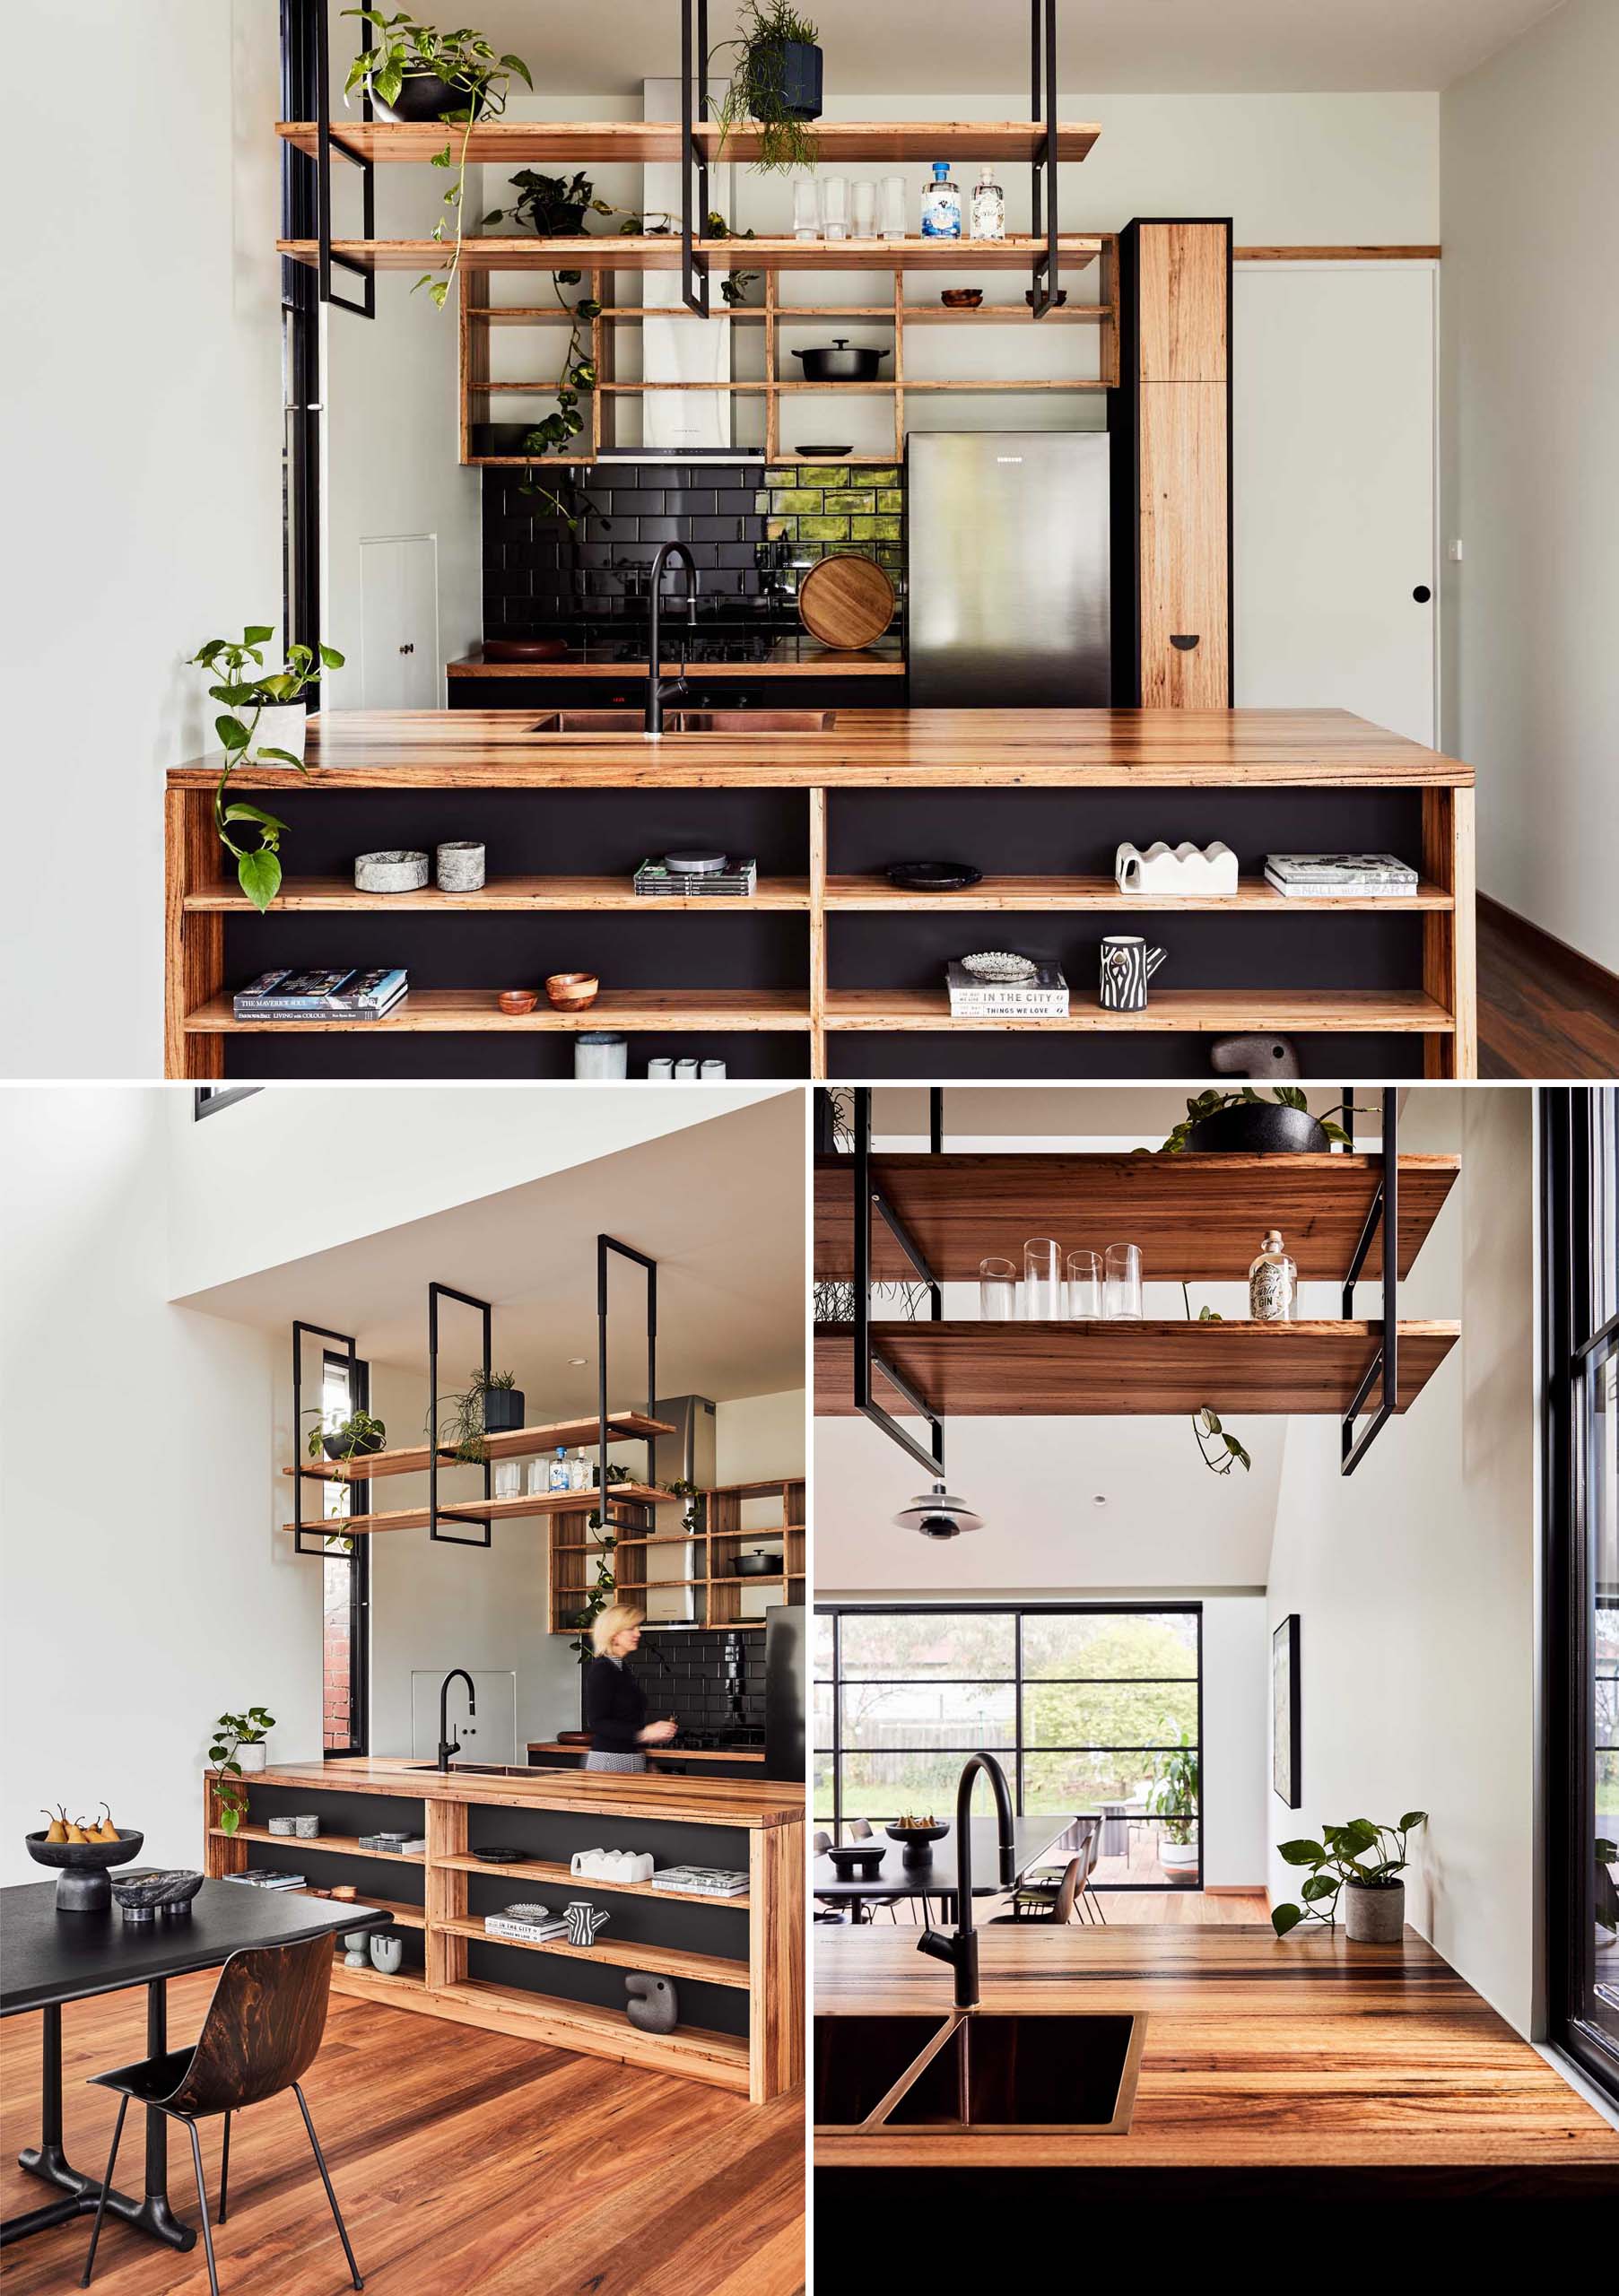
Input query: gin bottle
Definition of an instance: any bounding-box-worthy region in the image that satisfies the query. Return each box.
[1249,1230,1296,1322]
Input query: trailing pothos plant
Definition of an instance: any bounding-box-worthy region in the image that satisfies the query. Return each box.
[571,1544,617,1661]
[343,10,533,306]
[207,1706,275,1836]
[303,1406,388,1463]
[1271,1812,1428,1935]
[189,628,343,911]
[1180,1285,1252,1478]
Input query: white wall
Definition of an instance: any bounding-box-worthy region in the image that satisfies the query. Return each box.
[0,1088,319,1883]
[716,1388,805,1485]
[1201,1596,1269,1888]
[1265,1087,1536,2031]
[3,1,283,1080]
[1441,0,1619,971]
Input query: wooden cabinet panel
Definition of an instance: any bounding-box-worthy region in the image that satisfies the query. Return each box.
[1138,222,1228,381]
[1139,381,1230,706]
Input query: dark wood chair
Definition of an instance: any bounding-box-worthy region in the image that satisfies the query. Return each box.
[80,1932,363,2296]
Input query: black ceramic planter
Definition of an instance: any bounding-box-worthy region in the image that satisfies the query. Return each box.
[370,74,487,125]
[1184,1103,1330,1155]
[778,39,823,119]
[325,1426,385,1460]
[481,1387,527,1433]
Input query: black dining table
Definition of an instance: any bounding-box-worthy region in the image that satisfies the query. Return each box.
[1,1879,388,2256]
[811,1815,1083,1920]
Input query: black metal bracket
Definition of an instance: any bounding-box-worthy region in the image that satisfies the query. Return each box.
[851,1086,946,1479]
[597,1237,659,1522]
[428,1283,494,1545]
[1028,0,1059,318]
[1340,1086,1400,1475]
[291,1321,368,1557]
[680,0,711,317]
[310,0,376,317]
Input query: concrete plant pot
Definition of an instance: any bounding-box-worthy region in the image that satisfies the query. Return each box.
[248,699,307,763]
[1343,1878,1405,1942]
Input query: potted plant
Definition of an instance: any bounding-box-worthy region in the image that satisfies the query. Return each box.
[188,626,344,912]
[436,1368,526,1461]
[1155,1087,1352,1157]
[1149,1728,1199,1880]
[1272,1812,1428,1942]
[711,4,823,171]
[344,12,534,305]
[305,1406,387,1465]
[208,1706,276,1834]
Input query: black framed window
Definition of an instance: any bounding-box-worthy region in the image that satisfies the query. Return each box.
[280,0,322,648]
[1545,1085,1619,2106]
[318,1350,370,1758]
[193,1086,261,1119]
[814,1604,1202,1891]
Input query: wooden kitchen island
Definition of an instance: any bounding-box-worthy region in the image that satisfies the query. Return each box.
[165,706,1475,1081]
[815,1924,1619,2198]
[204,1757,802,2101]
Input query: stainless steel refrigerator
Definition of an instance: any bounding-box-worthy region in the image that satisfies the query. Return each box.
[905,431,1110,706]
[762,1605,805,1785]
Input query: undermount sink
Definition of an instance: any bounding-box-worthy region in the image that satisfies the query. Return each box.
[405,1762,534,1777]
[527,708,835,735]
[813,2011,1143,2134]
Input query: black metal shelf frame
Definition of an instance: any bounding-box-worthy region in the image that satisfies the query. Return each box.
[1339,1085,1399,1476]
[291,1319,369,1557]
[429,1282,495,1544]
[292,0,376,319]
[597,1234,659,1501]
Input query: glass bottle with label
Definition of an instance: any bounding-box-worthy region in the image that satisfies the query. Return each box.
[1249,1230,1297,1322]
[548,1443,570,1492]
[569,1446,590,1492]
[920,161,961,239]
[970,164,1005,240]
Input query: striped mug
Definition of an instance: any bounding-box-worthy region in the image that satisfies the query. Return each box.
[1099,935,1167,1012]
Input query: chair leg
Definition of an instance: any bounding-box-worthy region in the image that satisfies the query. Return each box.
[79,2095,128,2288]
[183,2119,222,2296]
[218,2110,231,2223]
[293,2083,364,2292]
[1090,1887,1108,1924]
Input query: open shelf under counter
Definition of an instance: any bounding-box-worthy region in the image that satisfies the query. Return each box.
[822,987,1458,1035]
[210,1824,424,1865]
[430,1978,751,2087]
[328,1962,429,2004]
[823,874,1456,912]
[816,1152,1459,1283]
[276,119,1102,164]
[437,1915,749,1991]
[184,987,812,1036]
[815,1318,1460,1416]
[435,1851,750,1909]
[187,875,814,914]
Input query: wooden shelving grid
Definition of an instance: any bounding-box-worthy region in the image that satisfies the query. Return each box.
[546,1476,806,1634]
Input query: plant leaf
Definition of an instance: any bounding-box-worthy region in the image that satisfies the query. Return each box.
[219,1807,239,1835]
[1277,1839,1325,1866]
[1271,1902,1305,1935]
[242,623,275,645]
[1398,1810,1428,1831]
[215,714,250,751]
[1301,1873,1338,1901]
[238,848,283,911]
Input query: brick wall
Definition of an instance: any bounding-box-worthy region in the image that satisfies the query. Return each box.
[323,1556,352,1752]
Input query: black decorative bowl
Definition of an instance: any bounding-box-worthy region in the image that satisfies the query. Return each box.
[1183,1102,1328,1154]
[110,1869,205,1923]
[885,862,983,893]
[26,1829,144,1913]
[885,1822,950,1868]
[824,1841,886,1878]
[473,1846,527,1864]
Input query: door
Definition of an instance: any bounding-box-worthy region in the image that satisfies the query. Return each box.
[360,533,440,709]
[1232,264,1436,744]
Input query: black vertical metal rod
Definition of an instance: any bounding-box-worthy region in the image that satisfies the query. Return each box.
[852,1088,872,1413]
[1382,1085,1399,1435]
[1029,0,1042,246]
[1043,0,1058,316]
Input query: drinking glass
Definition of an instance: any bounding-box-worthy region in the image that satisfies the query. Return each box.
[979,1257,1017,1318]
[850,179,877,239]
[1104,1242,1144,1319]
[1066,1249,1103,1318]
[494,1461,523,1500]
[881,176,908,240]
[1023,1238,1063,1320]
[792,178,820,241]
[821,176,849,240]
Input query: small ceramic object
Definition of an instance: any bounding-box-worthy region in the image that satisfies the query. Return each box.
[498,988,539,1015]
[700,1059,727,1082]
[370,1933,405,1975]
[1212,1032,1301,1081]
[110,1869,205,1921]
[25,1828,145,1914]
[625,1972,679,2034]
[1114,839,1239,897]
[575,1031,628,1080]
[1024,286,1067,308]
[962,951,1037,984]
[546,972,599,1012]
[435,841,485,891]
[343,1930,371,1968]
[674,1058,699,1081]
[664,852,727,875]
[1099,935,1167,1012]
[267,1815,297,1836]
[292,1813,321,1839]
[647,1058,675,1080]
[940,286,983,308]
[353,849,430,895]
[564,1900,612,1948]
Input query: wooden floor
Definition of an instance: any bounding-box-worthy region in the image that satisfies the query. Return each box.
[1480,896,1619,1078]
[1,1975,805,2296]
[857,1887,1267,1926]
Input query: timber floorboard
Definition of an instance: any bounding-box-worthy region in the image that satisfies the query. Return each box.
[1479,898,1619,1079]
[0,1971,805,2296]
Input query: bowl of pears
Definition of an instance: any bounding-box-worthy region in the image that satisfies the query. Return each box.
[28,1805,144,1912]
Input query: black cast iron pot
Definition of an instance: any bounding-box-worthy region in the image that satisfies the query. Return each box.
[1184,1102,1330,1154]
[791,339,891,383]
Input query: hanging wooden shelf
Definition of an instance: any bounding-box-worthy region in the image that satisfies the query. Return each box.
[288,1410,673,1483]
[275,118,1102,165]
[815,1152,1460,1284]
[280,233,1104,275]
[281,1484,673,1537]
[547,1476,805,1633]
[814,1319,1460,1417]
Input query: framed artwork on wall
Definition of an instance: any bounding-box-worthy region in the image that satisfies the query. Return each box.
[1273,1614,1301,1808]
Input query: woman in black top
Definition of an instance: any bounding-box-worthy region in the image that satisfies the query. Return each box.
[582,1605,677,1772]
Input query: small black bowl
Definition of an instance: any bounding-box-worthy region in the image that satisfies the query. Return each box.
[110,1869,205,1924]
[824,1841,886,1878]
[26,1828,144,1913]
[885,1822,950,1868]
[473,1845,527,1864]
[885,861,983,893]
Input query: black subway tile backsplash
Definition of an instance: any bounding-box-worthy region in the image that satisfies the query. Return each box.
[626,1626,767,1736]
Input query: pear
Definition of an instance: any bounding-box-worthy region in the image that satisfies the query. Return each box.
[41,1808,67,1844]
[93,1804,120,1843]
[65,1817,89,1843]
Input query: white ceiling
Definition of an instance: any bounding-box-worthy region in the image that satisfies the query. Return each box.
[468,0,1561,95]
[181,1094,805,1413]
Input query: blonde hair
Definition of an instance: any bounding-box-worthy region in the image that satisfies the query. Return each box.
[592,1603,645,1657]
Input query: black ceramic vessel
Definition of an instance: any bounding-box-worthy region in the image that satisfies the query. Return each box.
[325,1425,385,1460]
[370,74,487,125]
[25,1828,144,1913]
[884,1821,950,1869]
[110,1869,205,1923]
[1184,1102,1330,1154]
[777,39,823,118]
[824,1841,885,1878]
[481,1387,527,1433]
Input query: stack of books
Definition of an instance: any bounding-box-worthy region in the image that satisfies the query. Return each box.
[231,967,408,1021]
[633,858,758,898]
[1264,854,1418,900]
[484,1909,567,1944]
[649,1865,750,1898]
[945,959,1069,1019]
[223,1868,307,1891]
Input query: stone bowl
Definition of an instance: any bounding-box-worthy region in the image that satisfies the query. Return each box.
[26,1828,144,1912]
[353,849,430,895]
[110,1868,205,1922]
[545,972,600,1013]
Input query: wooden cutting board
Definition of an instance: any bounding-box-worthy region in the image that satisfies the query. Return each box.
[797,553,896,650]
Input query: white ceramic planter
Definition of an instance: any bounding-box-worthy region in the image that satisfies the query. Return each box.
[234,1744,267,1773]
[1160,1835,1199,1879]
[1343,1878,1405,1942]
[249,699,307,762]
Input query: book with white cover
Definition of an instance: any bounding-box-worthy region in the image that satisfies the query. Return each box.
[1265,854,1417,893]
[946,960,1069,1016]
[648,1865,749,1898]
[484,1914,568,1943]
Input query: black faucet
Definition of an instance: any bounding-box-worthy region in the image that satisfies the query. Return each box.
[917,1752,1016,2009]
[437,1668,476,1772]
[645,540,698,734]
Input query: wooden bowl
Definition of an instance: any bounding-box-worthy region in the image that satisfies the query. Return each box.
[545,972,600,1013]
[497,988,539,1016]
[940,287,983,309]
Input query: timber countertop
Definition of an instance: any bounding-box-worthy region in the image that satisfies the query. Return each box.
[241,1755,800,1827]
[526,1739,768,1764]
[815,1925,1619,2187]
[165,707,1475,791]
[448,639,904,679]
